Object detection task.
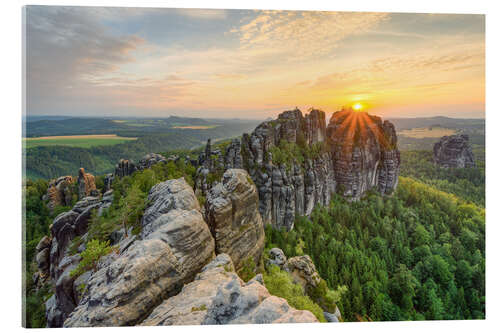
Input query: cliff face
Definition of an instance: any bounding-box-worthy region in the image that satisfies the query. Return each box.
[433,134,475,168]
[196,108,400,230]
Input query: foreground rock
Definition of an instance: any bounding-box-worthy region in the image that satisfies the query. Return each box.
[434,134,475,168]
[196,107,400,230]
[64,178,215,327]
[205,169,265,271]
[141,254,319,325]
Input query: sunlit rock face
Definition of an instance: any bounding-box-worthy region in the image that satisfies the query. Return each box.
[433,134,475,168]
[327,109,400,199]
[195,107,400,230]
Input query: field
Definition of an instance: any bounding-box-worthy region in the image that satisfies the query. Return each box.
[172,125,218,129]
[24,134,137,148]
[398,126,456,138]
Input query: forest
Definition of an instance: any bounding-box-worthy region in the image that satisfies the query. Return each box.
[266,176,485,321]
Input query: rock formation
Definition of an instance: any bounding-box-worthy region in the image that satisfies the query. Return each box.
[114,159,137,178]
[205,169,265,271]
[64,178,215,327]
[137,153,167,169]
[44,176,75,212]
[195,107,400,230]
[284,255,321,292]
[141,254,318,325]
[433,134,476,168]
[38,172,314,327]
[327,108,400,198]
[77,168,98,199]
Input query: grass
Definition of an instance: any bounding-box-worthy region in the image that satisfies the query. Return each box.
[24,134,136,148]
[398,127,456,139]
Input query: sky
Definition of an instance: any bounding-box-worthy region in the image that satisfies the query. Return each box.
[25,6,485,119]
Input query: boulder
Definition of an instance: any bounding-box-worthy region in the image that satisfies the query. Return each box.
[433,134,476,168]
[284,255,321,292]
[64,178,215,327]
[141,254,318,325]
[205,169,265,271]
[267,248,287,269]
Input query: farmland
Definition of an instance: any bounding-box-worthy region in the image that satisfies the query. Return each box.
[24,134,137,149]
[398,126,456,138]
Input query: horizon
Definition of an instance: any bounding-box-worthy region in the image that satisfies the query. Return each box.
[25,6,485,119]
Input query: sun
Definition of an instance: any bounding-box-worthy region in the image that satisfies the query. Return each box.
[352,103,363,111]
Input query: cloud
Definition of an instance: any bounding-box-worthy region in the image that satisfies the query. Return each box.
[175,8,227,20]
[231,11,389,60]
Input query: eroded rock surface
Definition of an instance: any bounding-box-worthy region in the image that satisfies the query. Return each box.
[63,178,215,327]
[434,134,475,168]
[141,254,319,325]
[205,169,265,271]
[44,176,75,212]
[77,168,98,199]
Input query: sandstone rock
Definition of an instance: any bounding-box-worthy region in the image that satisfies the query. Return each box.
[141,254,318,326]
[323,311,339,322]
[45,176,75,211]
[284,255,321,292]
[64,178,215,327]
[77,168,98,199]
[195,107,399,230]
[268,248,287,268]
[205,169,265,272]
[327,108,400,199]
[103,173,114,192]
[434,134,475,168]
[114,159,136,177]
[137,153,167,170]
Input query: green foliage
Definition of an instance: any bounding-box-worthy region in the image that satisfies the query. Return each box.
[269,140,329,171]
[191,304,207,312]
[70,239,113,278]
[24,283,52,328]
[263,265,326,322]
[238,257,256,282]
[88,158,196,242]
[400,150,484,206]
[265,177,485,321]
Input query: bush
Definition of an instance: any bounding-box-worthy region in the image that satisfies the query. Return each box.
[263,265,326,322]
[70,239,113,278]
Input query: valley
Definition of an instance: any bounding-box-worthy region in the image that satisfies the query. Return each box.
[23,110,485,327]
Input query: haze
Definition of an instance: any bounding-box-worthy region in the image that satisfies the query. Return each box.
[25,6,485,119]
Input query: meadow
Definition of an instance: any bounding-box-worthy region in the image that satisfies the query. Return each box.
[398,127,456,138]
[24,134,137,149]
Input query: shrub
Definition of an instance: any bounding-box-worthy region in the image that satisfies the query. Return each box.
[263,265,326,322]
[238,257,256,282]
[70,239,113,278]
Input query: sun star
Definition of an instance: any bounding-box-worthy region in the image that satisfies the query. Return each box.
[353,103,363,111]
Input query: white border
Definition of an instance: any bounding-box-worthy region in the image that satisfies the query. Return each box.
[2,0,498,332]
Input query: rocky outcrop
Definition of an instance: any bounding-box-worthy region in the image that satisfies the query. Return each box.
[137,153,167,170]
[44,176,75,211]
[267,248,287,269]
[284,255,321,292]
[63,178,215,327]
[114,159,137,178]
[77,168,98,199]
[114,153,168,179]
[141,254,318,325]
[205,169,265,271]
[327,108,400,198]
[434,134,475,168]
[196,107,400,230]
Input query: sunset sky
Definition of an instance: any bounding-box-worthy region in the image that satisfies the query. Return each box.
[25,6,485,119]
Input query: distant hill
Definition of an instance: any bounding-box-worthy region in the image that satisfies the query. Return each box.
[388,116,485,131]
